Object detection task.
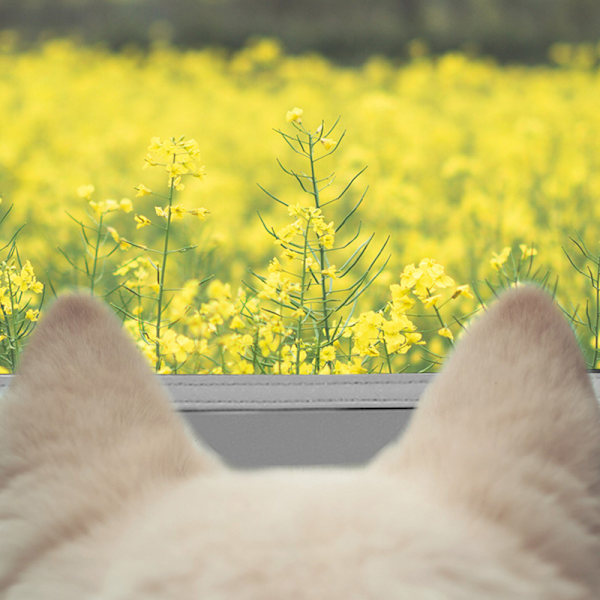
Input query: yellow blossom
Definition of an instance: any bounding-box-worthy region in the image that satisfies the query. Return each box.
[88,201,102,218]
[119,198,133,213]
[405,332,424,346]
[321,266,338,279]
[321,345,336,362]
[452,284,474,299]
[106,227,131,250]
[144,136,206,187]
[230,315,245,330]
[422,294,441,308]
[490,247,512,270]
[334,358,367,374]
[169,279,199,320]
[170,204,186,220]
[320,137,336,150]
[188,207,210,220]
[519,244,538,259]
[106,226,120,243]
[134,214,151,229]
[400,258,454,301]
[208,279,232,299]
[135,184,152,197]
[438,327,454,340]
[286,107,303,123]
[77,184,95,199]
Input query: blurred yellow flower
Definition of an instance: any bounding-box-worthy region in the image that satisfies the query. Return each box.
[320,137,336,150]
[134,214,151,229]
[422,294,441,308]
[438,327,454,340]
[321,265,338,279]
[286,107,303,123]
[77,184,95,199]
[490,247,512,270]
[135,184,152,197]
[25,309,39,321]
[519,244,538,259]
[188,207,210,220]
[452,284,474,299]
[321,345,336,362]
[119,198,133,213]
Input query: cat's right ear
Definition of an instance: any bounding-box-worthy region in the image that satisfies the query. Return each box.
[373,285,600,487]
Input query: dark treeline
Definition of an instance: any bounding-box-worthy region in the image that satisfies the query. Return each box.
[1,0,599,63]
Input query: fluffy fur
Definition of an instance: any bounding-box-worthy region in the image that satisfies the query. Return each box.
[1,286,599,598]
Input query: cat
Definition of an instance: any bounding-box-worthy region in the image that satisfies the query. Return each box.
[1,285,599,598]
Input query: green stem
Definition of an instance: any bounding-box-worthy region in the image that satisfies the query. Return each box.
[276,306,283,374]
[382,333,393,374]
[308,133,331,347]
[296,217,312,374]
[155,161,176,371]
[428,287,454,348]
[252,326,259,373]
[90,213,103,295]
[5,270,18,371]
[593,257,600,367]
[314,325,321,372]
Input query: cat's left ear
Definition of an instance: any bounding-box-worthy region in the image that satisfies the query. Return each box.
[0,293,223,484]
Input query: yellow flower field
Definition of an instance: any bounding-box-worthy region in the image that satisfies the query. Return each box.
[1,36,600,373]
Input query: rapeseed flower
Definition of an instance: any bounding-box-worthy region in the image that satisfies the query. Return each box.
[134,214,151,229]
[321,345,336,362]
[519,244,538,259]
[77,184,95,199]
[490,247,512,270]
[286,107,303,123]
[135,184,152,197]
[320,137,336,150]
[438,327,454,340]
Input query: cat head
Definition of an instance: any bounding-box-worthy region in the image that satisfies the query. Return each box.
[1,286,599,598]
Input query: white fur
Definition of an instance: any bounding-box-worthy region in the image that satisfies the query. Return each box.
[1,286,599,598]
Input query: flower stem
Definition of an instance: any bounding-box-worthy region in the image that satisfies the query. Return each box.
[308,133,331,347]
[593,257,600,367]
[5,270,18,371]
[90,213,103,295]
[155,161,176,371]
[296,216,312,374]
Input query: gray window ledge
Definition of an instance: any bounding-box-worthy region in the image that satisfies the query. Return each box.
[2,373,600,411]
[3,374,600,468]
[0,373,429,410]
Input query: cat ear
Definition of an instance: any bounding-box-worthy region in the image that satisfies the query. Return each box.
[0,295,224,589]
[0,294,222,485]
[373,285,600,488]
[372,286,600,591]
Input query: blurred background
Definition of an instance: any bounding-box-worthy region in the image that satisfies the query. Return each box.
[2,0,600,63]
[1,0,600,374]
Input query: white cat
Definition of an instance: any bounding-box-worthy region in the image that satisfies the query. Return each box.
[1,286,599,599]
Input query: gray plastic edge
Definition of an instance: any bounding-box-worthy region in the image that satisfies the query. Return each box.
[2,373,600,411]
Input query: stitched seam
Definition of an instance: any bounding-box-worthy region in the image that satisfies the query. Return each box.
[163,379,430,388]
[172,398,418,405]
